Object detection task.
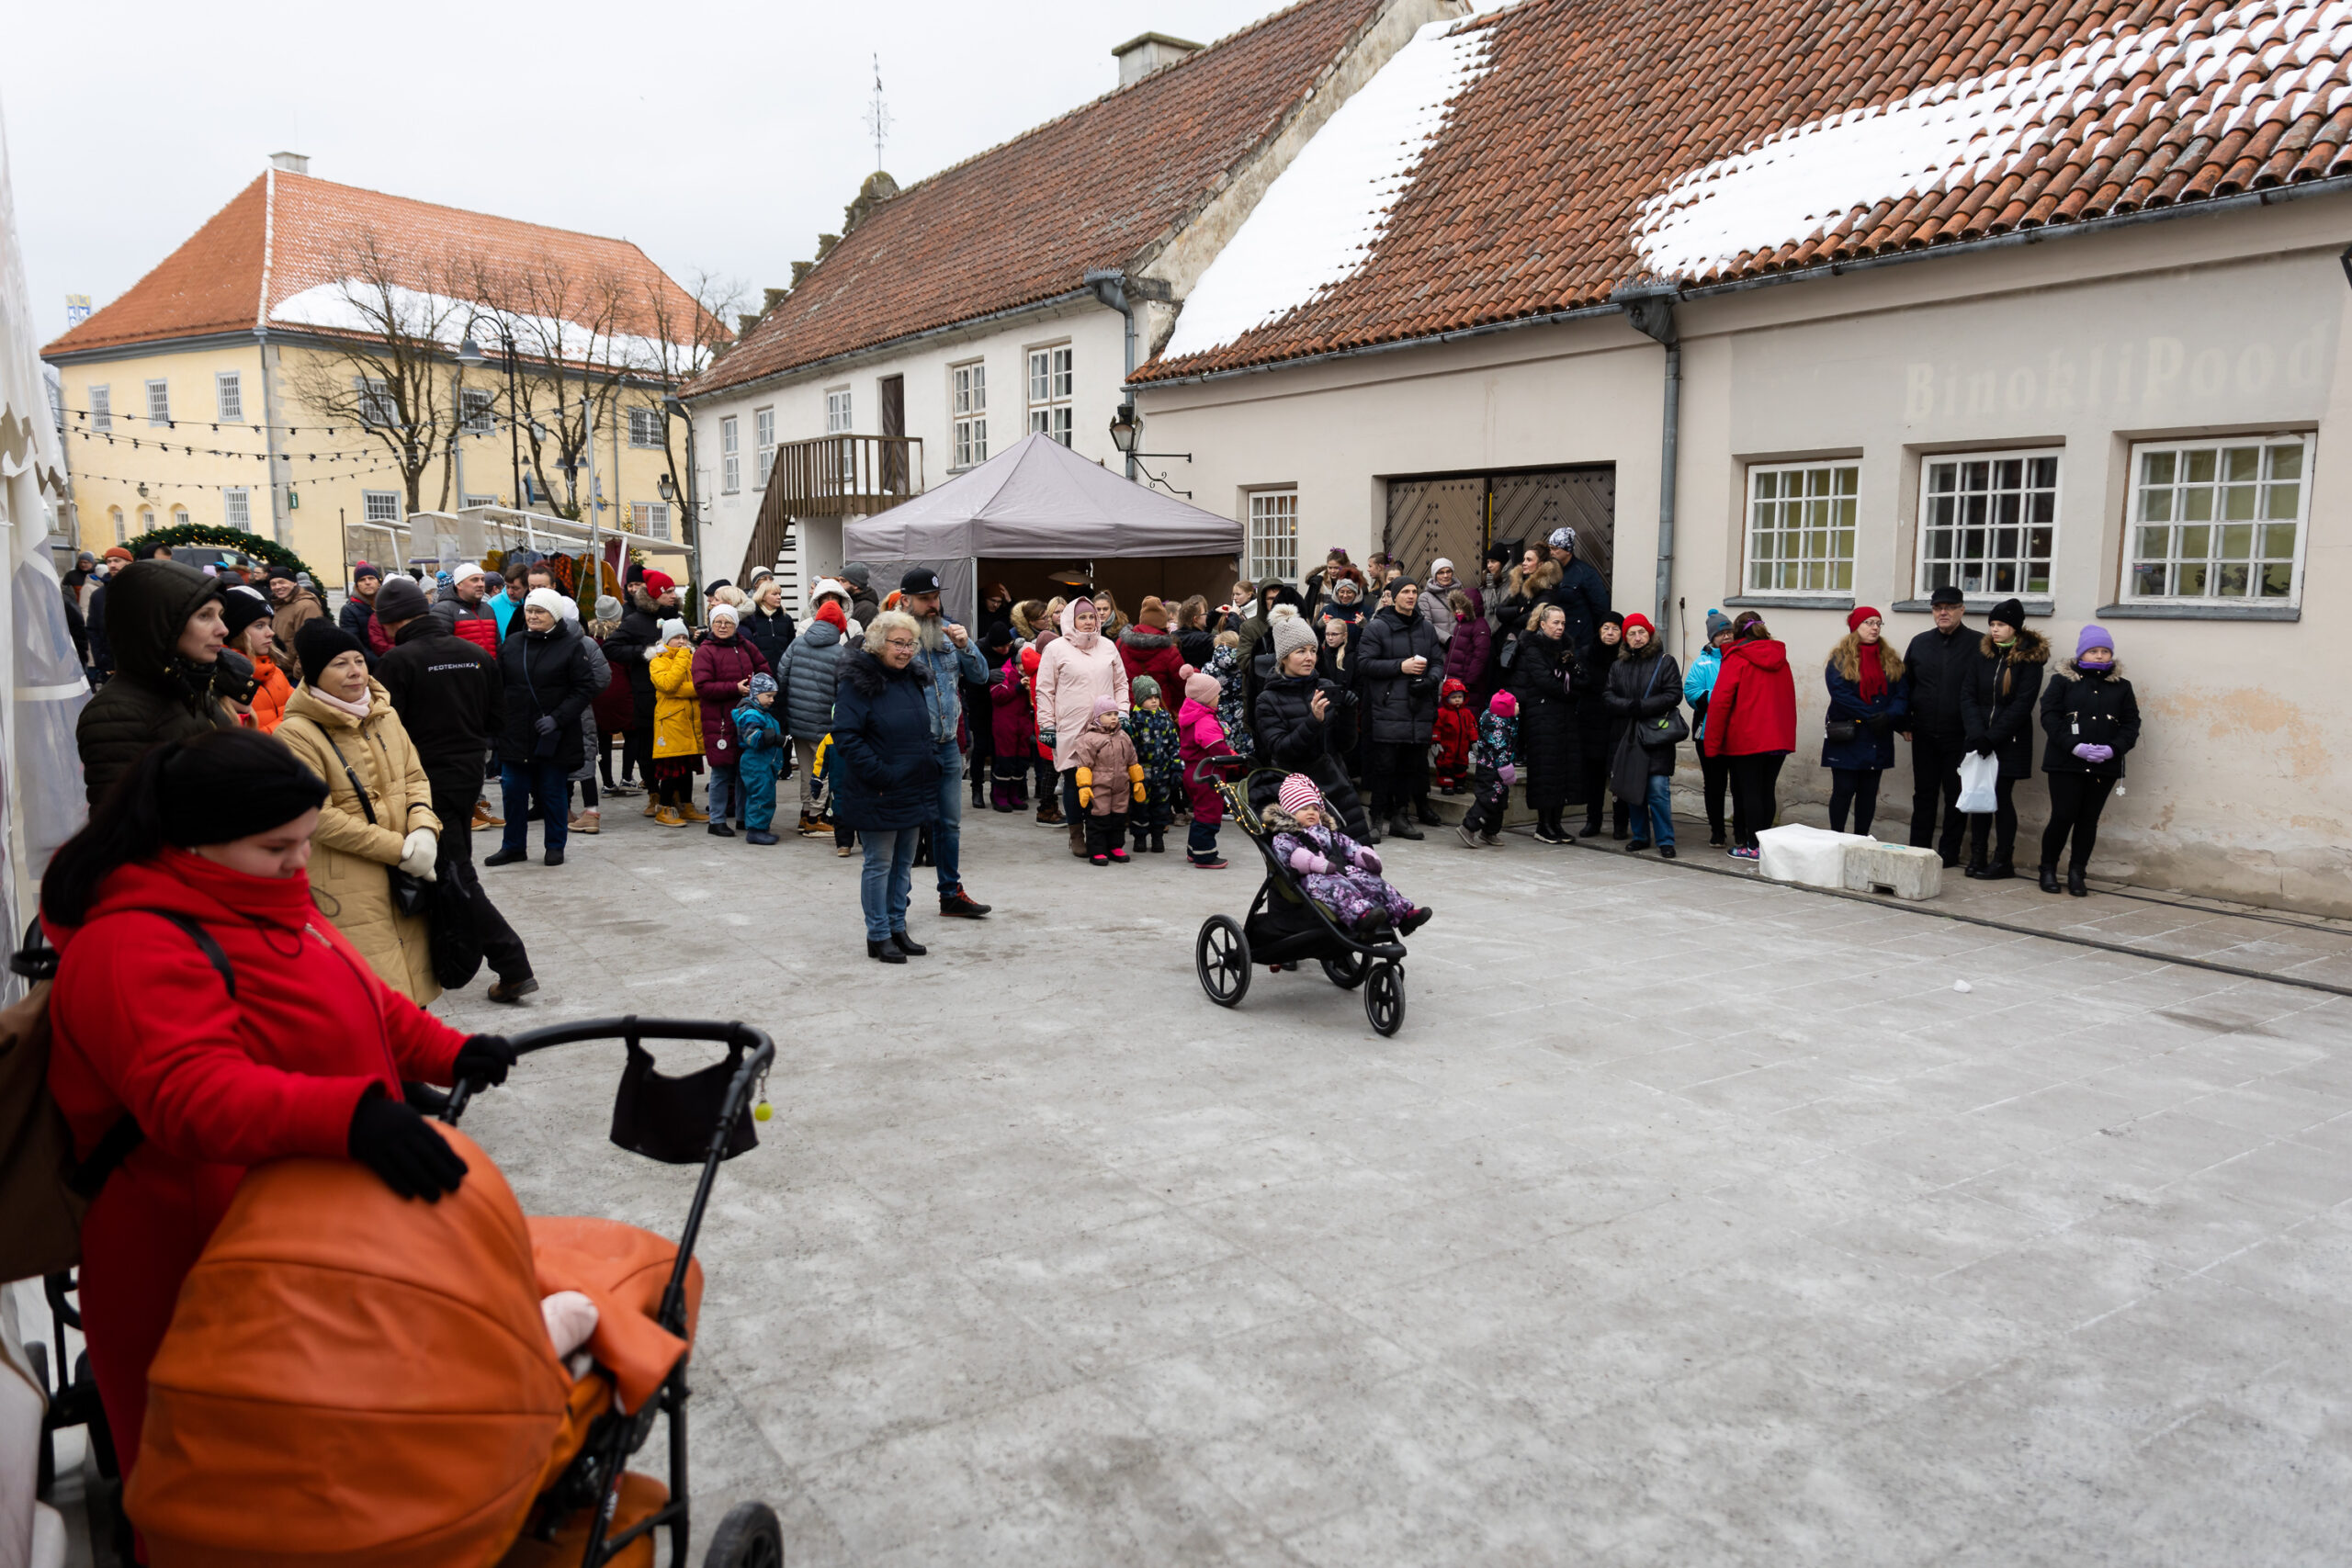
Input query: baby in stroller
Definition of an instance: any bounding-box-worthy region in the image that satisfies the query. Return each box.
[1263,773,1433,937]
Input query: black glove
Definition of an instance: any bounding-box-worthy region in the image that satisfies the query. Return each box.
[347,1088,468,1201]
[452,1033,515,1090]
[1973,742,1996,758]
[213,649,261,706]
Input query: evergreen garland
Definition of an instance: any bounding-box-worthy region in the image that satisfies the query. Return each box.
[121,523,322,583]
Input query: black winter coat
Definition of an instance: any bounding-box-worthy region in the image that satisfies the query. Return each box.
[74,560,237,804]
[1577,639,1620,763]
[376,615,504,799]
[739,605,797,672]
[831,646,942,831]
[494,623,596,768]
[1510,630,1579,813]
[2040,662,2140,777]
[1962,628,2050,781]
[1253,671,1352,771]
[1902,621,1978,741]
[1541,558,1611,660]
[1356,604,1444,746]
[1604,649,1682,798]
[604,604,661,728]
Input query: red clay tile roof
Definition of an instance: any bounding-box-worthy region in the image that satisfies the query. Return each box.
[1139,0,2352,381]
[684,0,1389,400]
[43,170,717,358]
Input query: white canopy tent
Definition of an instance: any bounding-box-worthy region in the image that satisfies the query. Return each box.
[842,433,1241,628]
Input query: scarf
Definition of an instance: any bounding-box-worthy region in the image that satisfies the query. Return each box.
[305,682,374,722]
[1856,640,1887,705]
[1058,599,1100,650]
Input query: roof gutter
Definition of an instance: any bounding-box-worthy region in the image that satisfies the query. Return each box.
[684,288,1097,406]
[1084,268,1138,479]
[1133,174,2352,389]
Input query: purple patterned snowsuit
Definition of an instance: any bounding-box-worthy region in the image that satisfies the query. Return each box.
[1271,818,1417,928]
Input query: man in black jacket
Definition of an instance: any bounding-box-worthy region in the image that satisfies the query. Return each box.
[373,575,536,1001]
[1901,584,1976,865]
[1541,526,1612,660]
[1357,581,1446,839]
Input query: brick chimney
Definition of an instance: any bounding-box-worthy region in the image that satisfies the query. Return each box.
[1112,32,1202,87]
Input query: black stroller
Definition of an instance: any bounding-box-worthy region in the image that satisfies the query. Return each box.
[1193,761,1408,1036]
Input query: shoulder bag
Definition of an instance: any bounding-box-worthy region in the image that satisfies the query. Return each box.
[297,717,430,919]
[1634,657,1689,749]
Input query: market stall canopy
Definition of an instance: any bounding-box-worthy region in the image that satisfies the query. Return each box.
[843,433,1240,560]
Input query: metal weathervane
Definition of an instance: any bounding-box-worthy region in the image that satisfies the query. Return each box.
[862,54,892,173]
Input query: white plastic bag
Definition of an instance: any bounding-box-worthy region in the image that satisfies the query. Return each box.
[1955,750,1999,814]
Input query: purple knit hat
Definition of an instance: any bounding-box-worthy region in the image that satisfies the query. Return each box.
[1090,695,1120,721]
[1278,773,1322,817]
[2076,624,2115,658]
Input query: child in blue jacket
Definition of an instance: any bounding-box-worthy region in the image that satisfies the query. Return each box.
[733,673,787,845]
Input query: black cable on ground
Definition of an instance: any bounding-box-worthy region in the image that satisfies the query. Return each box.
[1491,823,2352,1003]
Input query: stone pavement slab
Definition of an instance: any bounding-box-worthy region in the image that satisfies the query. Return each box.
[435,799,2352,1566]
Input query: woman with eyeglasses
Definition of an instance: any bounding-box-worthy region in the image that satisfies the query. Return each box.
[832,611,944,962]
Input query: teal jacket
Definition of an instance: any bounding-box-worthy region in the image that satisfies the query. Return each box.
[1684,645,1724,740]
[732,700,786,766]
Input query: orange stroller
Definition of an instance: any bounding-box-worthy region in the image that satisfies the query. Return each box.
[122,1018,783,1568]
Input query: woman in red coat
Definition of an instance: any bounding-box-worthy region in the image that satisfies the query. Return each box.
[690,601,773,836]
[1115,597,1188,697]
[41,730,514,1482]
[1701,611,1797,860]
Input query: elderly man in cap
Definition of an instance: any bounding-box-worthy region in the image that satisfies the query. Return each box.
[1901,583,1978,866]
[340,561,383,659]
[899,567,992,919]
[1541,526,1611,660]
[264,562,328,681]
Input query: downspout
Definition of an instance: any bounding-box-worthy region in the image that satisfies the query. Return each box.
[1613,281,1680,630]
[1082,267,1137,480]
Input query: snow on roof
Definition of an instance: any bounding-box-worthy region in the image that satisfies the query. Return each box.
[1158,10,1498,362]
[269,280,695,372]
[1635,0,2352,277]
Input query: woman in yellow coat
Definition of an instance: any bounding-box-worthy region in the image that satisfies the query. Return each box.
[647,617,706,828]
[275,621,445,1002]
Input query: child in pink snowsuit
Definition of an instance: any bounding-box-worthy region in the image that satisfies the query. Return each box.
[1176,664,1230,869]
[1264,773,1431,937]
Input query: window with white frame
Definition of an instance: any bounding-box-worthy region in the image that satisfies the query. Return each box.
[1027,345,1073,446]
[169,505,190,527]
[89,386,112,432]
[1745,463,1858,595]
[630,502,673,541]
[825,387,852,434]
[1248,489,1299,585]
[362,491,401,525]
[628,407,662,448]
[136,506,153,535]
[1917,450,2059,598]
[222,489,250,530]
[460,388,495,435]
[216,372,243,423]
[753,407,775,489]
[720,415,740,493]
[463,493,500,509]
[145,379,170,426]
[356,377,396,429]
[109,505,125,543]
[951,361,987,468]
[2124,434,2310,604]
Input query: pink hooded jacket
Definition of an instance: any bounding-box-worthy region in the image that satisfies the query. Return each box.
[1033,600,1129,770]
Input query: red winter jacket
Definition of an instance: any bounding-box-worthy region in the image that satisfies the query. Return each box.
[1703,637,1798,757]
[1431,685,1477,778]
[988,655,1035,760]
[1176,697,1228,824]
[1116,626,1187,702]
[690,633,772,767]
[43,848,467,1478]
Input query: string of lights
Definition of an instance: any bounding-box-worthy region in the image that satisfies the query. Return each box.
[66,455,413,491]
[62,405,359,438]
[68,427,408,464]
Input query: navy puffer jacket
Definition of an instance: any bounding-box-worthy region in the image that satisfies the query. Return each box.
[831,646,943,831]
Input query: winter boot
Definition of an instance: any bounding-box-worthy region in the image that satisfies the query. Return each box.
[1038,799,1064,826]
[1414,800,1443,828]
[2066,864,2088,897]
[1983,861,2016,881]
[1069,820,1089,859]
[1149,829,1165,854]
[679,800,710,823]
[2039,863,2061,894]
[1386,813,1424,841]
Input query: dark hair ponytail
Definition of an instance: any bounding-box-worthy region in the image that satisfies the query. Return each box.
[43,730,328,926]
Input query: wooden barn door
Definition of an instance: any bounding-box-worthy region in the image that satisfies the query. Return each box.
[1385,466,1616,596]
[1491,468,1615,591]
[1383,476,1487,578]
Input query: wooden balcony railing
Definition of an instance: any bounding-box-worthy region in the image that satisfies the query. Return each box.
[741,434,923,582]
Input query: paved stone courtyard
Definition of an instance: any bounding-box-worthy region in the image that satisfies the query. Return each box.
[438,801,2352,1567]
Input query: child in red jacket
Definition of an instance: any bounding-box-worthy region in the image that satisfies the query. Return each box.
[1176,664,1231,868]
[988,648,1037,812]
[1430,677,1476,793]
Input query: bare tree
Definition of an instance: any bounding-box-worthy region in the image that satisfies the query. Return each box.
[282,233,469,515]
[638,269,743,540]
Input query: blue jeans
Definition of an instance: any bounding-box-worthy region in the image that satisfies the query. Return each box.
[708,763,741,824]
[1634,774,1675,847]
[931,739,964,894]
[500,761,571,854]
[861,826,921,940]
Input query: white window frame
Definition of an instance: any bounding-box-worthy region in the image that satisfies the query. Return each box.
[89,385,112,432]
[362,490,402,525]
[356,377,396,429]
[950,360,987,469]
[463,493,500,510]
[629,501,673,541]
[222,488,250,531]
[169,505,191,528]
[825,387,852,434]
[1247,488,1299,586]
[720,415,741,493]
[628,407,662,448]
[2121,433,2312,606]
[215,371,243,423]
[459,387,495,436]
[1916,448,2062,600]
[109,505,126,544]
[145,378,171,427]
[1743,461,1859,597]
[753,407,775,490]
[1026,344,1073,446]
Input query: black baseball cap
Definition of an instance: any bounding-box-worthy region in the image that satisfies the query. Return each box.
[900,567,943,595]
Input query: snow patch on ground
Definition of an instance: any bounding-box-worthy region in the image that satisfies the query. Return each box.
[1161,13,1499,361]
[1634,0,2352,277]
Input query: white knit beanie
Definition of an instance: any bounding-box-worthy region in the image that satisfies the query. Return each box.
[707,600,741,625]
[658,617,689,643]
[524,586,568,618]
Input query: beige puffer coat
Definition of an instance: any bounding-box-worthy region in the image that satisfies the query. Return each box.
[276,680,444,1003]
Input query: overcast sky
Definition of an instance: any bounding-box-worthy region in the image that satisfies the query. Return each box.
[7,0,1284,340]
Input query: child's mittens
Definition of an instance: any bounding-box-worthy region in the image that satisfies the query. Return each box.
[1127,762,1147,799]
[1498,762,1517,784]
[1352,847,1382,876]
[1076,766,1092,808]
[1288,847,1329,875]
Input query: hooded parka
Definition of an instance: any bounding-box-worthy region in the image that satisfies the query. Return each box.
[1033,601,1129,770]
[276,681,445,1003]
[1510,627,1580,813]
[74,559,237,803]
[692,629,773,767]
[649,643,702,761]
[1962,628,2051,780]
[1703,638,1798,758]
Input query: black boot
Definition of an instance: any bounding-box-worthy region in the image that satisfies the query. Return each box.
[1387,813,1424,841]
[1963,854,1988,879]
[1983,861,2016,882]
[891,928,927,956]
[2066,865,2088,897]
[867,938,906,964]
[2039,863,2061,894]
[1414,800,1442,827]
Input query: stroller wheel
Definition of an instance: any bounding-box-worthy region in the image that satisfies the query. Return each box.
[705,1500,785,1568]
[1365,961,1407,1037]
[1196,915,1251,1009]
[1320,949,1369,990]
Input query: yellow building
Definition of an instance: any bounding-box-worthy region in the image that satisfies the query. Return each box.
[43,153,721,586]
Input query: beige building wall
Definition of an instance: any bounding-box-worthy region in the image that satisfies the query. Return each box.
[1137,197,2352,915]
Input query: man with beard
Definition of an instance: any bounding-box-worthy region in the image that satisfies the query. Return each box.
[899,569,992,919]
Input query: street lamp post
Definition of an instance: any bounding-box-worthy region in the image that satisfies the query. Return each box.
[455,324,526,509]
[1106,402,1193,498]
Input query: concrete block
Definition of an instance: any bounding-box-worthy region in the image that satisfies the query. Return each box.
[1757,824,1872,886]
[1843,840,1943,900]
